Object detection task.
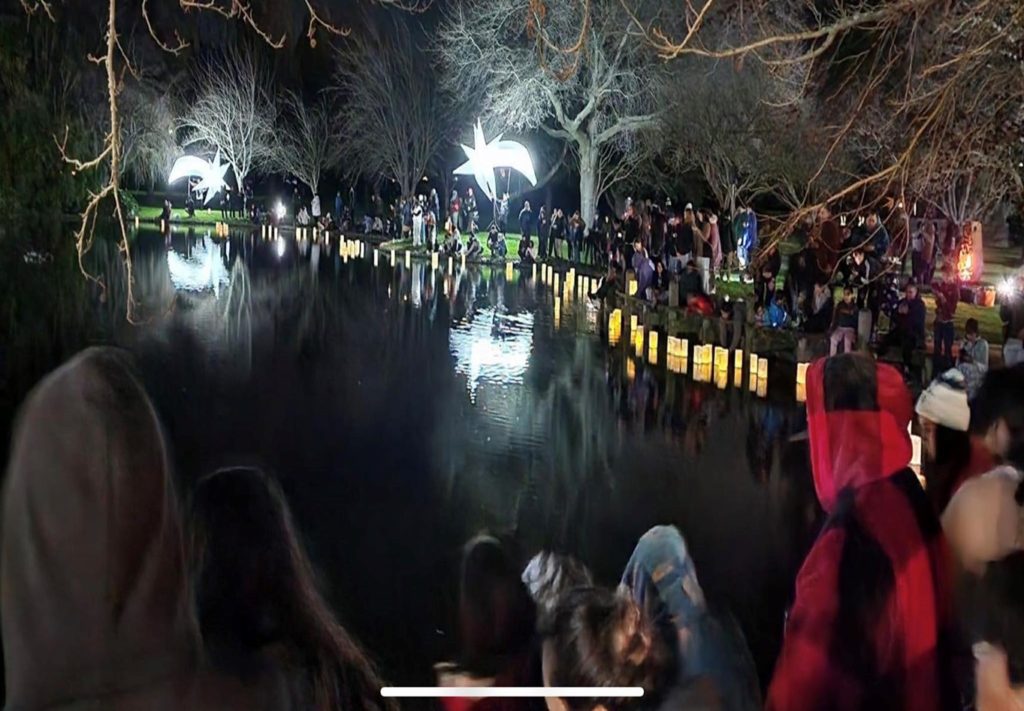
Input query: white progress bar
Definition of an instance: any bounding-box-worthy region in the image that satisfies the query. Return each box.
[381,687,643,698]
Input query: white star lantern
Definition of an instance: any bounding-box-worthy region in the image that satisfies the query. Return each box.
[168,150,230,205]
[453,120,537,203]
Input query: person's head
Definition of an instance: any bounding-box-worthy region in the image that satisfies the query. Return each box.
[852,248,865,265]
[916,369,973,508]
[540,587,671,711]
[683,206,694,224]
[817,205,832,222]
[967,318,981,342]
[969,551,1024,710]
[905,283,919,300]
[970,366,1024,468]
[843,286,854,303]
[925,221,936,236]
[525,200,531,210]
[468,187,474,196]
[458,535,536,674]
[189,468,391,711]
[867,213,879,230]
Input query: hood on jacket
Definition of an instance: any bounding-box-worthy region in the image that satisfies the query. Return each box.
[806,354,914,513]
[2,348,196,708]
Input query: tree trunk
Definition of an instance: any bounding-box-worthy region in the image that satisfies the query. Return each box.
[579,145,598,226]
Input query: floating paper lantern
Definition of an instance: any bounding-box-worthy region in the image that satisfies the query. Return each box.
[506,261,514,280]
[554,273,560,292]
[734,349,744,371]
[667,336,682,357]
[628,276,638,296]
[681,338,689,358]
[758,357,768,379]
[715,346,728,371]
[610,308,622,330]
[715,368,729,390]
[703,344,713,364]
[648,331,659,360]
[796,362,809,386]
[749,353,759,374]
[630,314,639,333]
[749,372,758,392]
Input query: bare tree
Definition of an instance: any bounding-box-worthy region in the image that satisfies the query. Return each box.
[178,46,276,191]
[269,91,342,195]
[437,0,669,225]
[333,19,450,197]
[120,83,179,190]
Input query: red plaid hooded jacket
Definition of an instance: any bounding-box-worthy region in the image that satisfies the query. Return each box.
[767,355,958,711]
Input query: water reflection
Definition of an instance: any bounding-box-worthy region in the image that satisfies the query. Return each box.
[1,225,820,691]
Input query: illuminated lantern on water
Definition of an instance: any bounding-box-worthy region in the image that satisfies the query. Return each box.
[667,336,682,357]
[796,362,809,385]
[648,331,659,361]
[373,249,379,267]
[506,261,514,280]
[715,368,728,390]
[749,372,758,392]
[749,353,759,374]
[758,357,768,379]
[554,273,560,292]
[405,251,411,268]
[715,346,728,371]
[703,344,713,364]
[630,314,639,333]
[757,379,767,398]
[796,383,807,403]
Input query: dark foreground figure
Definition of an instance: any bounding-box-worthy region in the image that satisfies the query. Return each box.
[1,348,390,710]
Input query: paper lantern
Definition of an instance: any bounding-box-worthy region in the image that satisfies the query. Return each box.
[448,256,454,272]
[715,346,728,371]
[749,353,759,373]
[610,308,622,329]
[667,336,681,357]
[506,261,514,280]
[716,368,729,390]
[630,314,639,333]
[734,349,744,371]
[796,383,807,403]
[628,277,638,296]
[627,359,635,381]
[749,372,758,392]
[373,249,379,267]
[757,357,768,379]
[390,250,396,266]
[554,273,560,292]
[703,344,713,364]
[532,263,537,280]
[734,365,744,387]
[681,338,689,358]
[667,354,682,374]
[648,331,659,360]
[796,362,809,385]
[757,380,767,398]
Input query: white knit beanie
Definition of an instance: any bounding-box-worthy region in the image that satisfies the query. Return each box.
[915,368,971,431]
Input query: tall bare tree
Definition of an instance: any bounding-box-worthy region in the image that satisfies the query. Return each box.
[333,19,450,197]
[269,91,342,195]
[178,46,276,191]
[437,0,668,225]
[120,82,178,190]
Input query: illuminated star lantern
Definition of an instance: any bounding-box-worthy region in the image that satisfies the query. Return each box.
[453,120,537,203]
[168,150,230,205]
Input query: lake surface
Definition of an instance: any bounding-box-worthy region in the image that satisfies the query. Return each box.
[0,224,822,698]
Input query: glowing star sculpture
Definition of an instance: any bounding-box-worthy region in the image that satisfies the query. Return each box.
[453,120,537,203]
[168,150,230,205]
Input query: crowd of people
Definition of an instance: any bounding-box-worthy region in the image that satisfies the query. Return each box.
[14,348,1024,709]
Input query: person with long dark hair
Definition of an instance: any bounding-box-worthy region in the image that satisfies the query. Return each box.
[189,467,395,711]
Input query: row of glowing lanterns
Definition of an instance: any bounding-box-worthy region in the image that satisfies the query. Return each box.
[604,307,811,402]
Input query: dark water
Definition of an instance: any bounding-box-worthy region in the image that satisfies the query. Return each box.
[0,225,821,694]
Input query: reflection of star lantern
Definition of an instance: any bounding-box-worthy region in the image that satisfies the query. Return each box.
[168,150,230,205]
[453,120,537,203]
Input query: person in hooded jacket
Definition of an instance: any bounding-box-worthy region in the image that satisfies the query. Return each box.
[2,347,296,710]
[766,354,958,711]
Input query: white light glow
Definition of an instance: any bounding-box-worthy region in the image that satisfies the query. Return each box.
[998,277,1018,300]
[275,201,287,220]
[168,150,229,205]
[166,237,229,296]
[276,238,287,259]
[453,119,537,202]
[449,308,533,400]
